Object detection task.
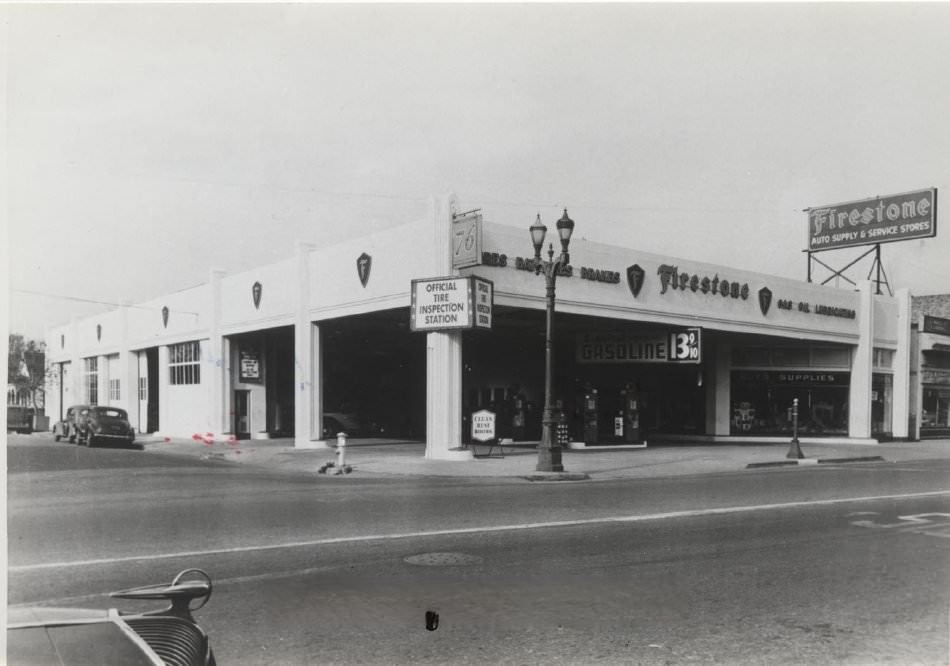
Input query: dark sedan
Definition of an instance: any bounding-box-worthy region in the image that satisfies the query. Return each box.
[81,406,137,447]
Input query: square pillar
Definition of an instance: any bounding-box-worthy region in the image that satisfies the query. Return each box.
[294,241,326,448]
[97,355,109,407]
[425,330,470,460]
[208,269,227,435]
[892,288,912,439]
[706,338,732,436]
[158,344,170,436]
[848,281,874,439]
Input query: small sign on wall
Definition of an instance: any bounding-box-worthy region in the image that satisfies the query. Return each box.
[452,213,482,269]
[239,349,261,382]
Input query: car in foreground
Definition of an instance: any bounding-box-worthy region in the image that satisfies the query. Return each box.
[81,405,136,447]
[52,404,90,443]
[7,568,216,665]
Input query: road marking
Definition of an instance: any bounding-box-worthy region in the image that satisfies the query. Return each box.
[11,490,950,573]
[849,512,950,538]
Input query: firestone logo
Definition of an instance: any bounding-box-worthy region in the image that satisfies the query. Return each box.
[657,264,750,301]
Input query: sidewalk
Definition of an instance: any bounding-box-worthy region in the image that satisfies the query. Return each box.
[139,434,950,481]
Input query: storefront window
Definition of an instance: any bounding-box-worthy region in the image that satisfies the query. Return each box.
[731,371,849,436]
[921,388,950,431]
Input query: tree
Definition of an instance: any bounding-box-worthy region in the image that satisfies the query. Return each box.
[8,333,47,409]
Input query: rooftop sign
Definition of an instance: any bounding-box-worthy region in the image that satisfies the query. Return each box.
[806,188,937,252]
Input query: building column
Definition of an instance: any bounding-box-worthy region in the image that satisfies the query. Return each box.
[69,316,82,404]
[294,241,326,449]
[424,193,471,460]
[425,331,467,458]
[706,338,732,436]
[848,281,874,439]
[119,302,139,429]
[892,288,912,439]
[97,355,109,407]
[208,269,227,435]
[158,344,170,437]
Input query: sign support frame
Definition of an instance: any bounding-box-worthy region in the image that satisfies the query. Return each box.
[804,243,892,296]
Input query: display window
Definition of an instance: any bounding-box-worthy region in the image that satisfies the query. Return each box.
[921,388,950,432]
[871,373,893,436]
[731,371,849,436]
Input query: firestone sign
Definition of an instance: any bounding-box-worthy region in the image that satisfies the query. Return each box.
[807,188,937,252]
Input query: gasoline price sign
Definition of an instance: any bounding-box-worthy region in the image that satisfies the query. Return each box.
[668,328,702,363]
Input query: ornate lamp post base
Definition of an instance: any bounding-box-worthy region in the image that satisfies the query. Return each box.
[536,410,563,472]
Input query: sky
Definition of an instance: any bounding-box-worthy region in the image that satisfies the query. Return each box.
[5,2,950,342]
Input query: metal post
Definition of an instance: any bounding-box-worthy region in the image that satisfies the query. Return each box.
[336,432,347,468]
[537,245,564,473]
[786,397,804,459]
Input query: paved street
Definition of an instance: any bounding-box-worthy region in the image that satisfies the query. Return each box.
[7,433,950,664]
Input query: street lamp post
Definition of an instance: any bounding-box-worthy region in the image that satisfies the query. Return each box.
[529,209,575,473]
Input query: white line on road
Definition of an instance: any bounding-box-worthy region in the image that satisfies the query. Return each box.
[11,490,950,573]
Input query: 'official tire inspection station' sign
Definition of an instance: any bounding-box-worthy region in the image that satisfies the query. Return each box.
[410,276,494,332]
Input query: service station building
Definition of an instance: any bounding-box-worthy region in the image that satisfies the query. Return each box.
[45,194,917,461]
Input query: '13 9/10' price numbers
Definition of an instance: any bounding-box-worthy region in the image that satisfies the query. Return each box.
[669,328,701,362]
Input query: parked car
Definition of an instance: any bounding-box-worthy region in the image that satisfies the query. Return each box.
[7,568,216,665]
[52,404,91,443]
[6,405,35,434]
[81,405,136,447]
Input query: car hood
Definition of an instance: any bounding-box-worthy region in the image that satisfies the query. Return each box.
[8,606,110,625]
[8,608,157,665]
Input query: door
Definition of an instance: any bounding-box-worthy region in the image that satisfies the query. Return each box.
[234,390,251,439]
[137,352,148,433]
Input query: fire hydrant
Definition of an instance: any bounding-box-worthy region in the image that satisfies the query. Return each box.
[336,432,348,468]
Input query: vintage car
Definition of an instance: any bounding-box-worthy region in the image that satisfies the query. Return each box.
[7,568,216,665]
[52,404,91,443]
[81,405,137,447]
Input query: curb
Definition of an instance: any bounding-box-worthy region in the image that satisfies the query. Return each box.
[521,472,592,482]
[747,456,885,469]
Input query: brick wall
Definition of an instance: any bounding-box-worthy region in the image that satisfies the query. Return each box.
[912,294,950,322]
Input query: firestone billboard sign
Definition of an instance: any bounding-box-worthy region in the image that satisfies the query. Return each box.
[806,188,937,252]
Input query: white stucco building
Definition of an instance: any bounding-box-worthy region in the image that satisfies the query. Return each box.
[45,194,914,461]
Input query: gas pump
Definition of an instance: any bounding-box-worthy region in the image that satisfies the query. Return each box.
[512,392,526,441]
[622,383,641,444]
[583,387,599,446]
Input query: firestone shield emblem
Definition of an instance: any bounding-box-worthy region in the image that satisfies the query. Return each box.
[162,306,169,328]
[252,281,262,310]
[357,253,372,288]
[626,264,645,298]
[758,287,773,316]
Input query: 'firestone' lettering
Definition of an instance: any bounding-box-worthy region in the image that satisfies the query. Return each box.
[657,264,749,301]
